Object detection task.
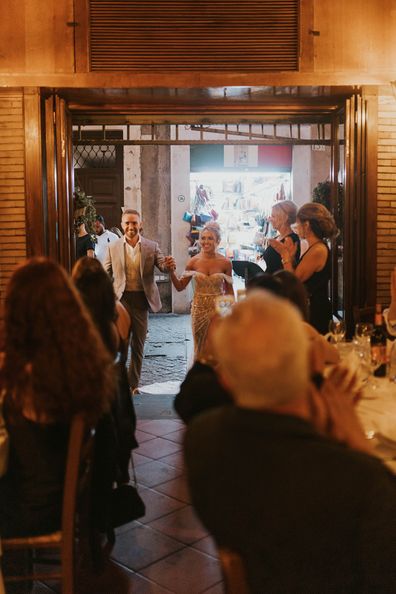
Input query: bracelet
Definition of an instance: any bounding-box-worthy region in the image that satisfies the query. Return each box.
[281,257,291,265]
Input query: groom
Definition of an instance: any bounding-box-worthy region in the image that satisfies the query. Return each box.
[103,208,174,394]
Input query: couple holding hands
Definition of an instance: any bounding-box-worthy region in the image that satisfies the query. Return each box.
[103,210,231,393]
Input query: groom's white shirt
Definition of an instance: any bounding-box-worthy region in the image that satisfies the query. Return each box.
[103,234,166,312]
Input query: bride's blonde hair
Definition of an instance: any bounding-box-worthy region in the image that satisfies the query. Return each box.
[201,221,221,243]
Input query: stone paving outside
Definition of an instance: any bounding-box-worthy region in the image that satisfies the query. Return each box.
[139,314,193,392]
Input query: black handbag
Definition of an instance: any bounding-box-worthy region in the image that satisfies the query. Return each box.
[108,483,145,528]
[100,454,145,539]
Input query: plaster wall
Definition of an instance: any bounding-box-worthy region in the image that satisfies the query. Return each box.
[140,126,172,311]
[124,125,142,212]
[171,146,192,313]
[310,146,331,195]
[292,146,311,206]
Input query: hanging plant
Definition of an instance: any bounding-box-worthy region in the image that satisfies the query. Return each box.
[73,187,97,235]
[312,180,344,226]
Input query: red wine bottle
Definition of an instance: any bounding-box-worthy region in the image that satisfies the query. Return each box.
[370,304,387,377]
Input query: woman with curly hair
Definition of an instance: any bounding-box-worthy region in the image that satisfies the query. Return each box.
[269,202,338,334]
[0,257,115,537]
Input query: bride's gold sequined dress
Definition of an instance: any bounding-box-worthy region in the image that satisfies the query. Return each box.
[184,271,233,358]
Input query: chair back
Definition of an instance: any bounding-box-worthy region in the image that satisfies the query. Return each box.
[3,413,96,593]
[219,548,250,594]
[61,414,96,591]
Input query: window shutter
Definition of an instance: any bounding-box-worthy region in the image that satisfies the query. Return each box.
[89,0,300,72]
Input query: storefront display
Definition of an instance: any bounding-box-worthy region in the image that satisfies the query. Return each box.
[189,171,291,264]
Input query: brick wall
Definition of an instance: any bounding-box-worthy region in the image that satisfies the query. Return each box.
[377,88,396,306]
[0,89,27,317]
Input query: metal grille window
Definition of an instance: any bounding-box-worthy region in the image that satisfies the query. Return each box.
[73,145,117,169]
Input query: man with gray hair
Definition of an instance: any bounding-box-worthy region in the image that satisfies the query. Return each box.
[185,291,396,593]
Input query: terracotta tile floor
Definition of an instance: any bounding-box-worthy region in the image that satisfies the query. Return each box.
[80,418,223,594]
[29,418,222,594]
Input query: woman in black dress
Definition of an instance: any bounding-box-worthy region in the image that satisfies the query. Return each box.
[269,202,338,334]
[0,258,115,537]
[72,256,138,483]
[75,221,95,260]
[261,200,300,273]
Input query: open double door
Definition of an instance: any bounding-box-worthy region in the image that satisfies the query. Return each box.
[40,89,374,334]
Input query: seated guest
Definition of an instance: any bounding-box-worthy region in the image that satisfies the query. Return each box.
[175,275,284,423]
[175,272,337,424]
[72,257,138,483]
[0,258,115,537]
[273,269,339,368]
[72,256,119,356]
[174,316,232,423]
[185,293,396,593]
[384,266,396,337]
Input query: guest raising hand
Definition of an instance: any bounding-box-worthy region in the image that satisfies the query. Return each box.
[269,202,338,334]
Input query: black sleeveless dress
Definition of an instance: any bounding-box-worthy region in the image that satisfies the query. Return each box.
[300,243,332,335]
[262,232,301,274]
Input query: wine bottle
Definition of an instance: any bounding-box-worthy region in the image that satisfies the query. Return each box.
[370,304,387,377]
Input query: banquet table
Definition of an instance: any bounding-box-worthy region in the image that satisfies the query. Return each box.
[356,378,396,473]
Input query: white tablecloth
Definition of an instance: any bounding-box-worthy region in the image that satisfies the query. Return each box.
[356,378,396,472]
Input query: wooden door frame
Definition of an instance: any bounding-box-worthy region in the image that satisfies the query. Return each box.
[23,87,376,317]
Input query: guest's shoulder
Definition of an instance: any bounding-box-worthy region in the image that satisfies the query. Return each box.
[187,404,235,435]
[316,436,396,488]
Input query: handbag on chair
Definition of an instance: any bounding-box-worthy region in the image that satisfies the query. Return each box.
[99,453,145,543]
[108,483,145,528]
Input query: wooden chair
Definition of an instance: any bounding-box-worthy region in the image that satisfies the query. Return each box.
[2,414,95,593]
[218,548,250,594]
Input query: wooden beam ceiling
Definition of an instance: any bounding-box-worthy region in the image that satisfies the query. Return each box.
[55,85,354,125]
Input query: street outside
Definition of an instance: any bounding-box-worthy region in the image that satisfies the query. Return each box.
[138,314,193,395]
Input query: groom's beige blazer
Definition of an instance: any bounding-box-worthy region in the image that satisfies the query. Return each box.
[103,235,166,312]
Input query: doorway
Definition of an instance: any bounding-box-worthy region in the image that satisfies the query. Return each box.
[40,86,372,334]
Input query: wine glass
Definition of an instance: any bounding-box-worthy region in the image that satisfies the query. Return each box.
[359,348,382,396]
[354,322,373,343]
[328,319,346,344]
[353,322,373,358]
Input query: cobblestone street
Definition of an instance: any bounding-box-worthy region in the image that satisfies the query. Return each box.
[139,314,193,393]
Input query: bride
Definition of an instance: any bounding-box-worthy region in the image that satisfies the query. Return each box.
[169,222,234,359]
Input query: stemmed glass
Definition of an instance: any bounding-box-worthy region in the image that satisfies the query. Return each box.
[353,322,373,358]
[328,319,346,344]
[354,322,373,345]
